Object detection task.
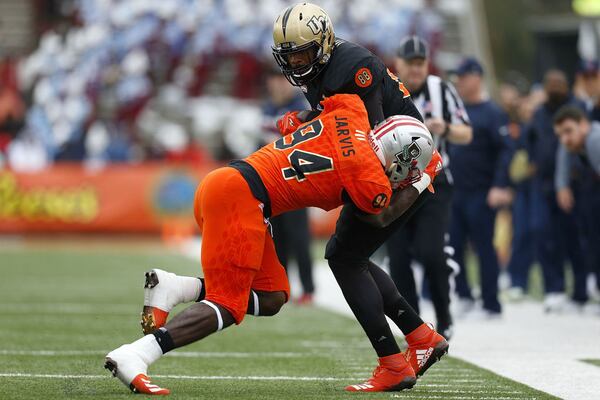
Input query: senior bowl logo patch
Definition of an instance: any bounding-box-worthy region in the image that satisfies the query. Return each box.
[355,67,373,88]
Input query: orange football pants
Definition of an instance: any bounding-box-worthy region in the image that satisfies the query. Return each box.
[193,167,290,324]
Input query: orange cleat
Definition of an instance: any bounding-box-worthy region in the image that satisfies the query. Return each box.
[404,323,449,377]
[130,374,170,395]
[345,353,416,392]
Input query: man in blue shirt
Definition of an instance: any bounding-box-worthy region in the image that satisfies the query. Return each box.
[526,70,587,311]
[448,57,513,317]
[554,106,600,310]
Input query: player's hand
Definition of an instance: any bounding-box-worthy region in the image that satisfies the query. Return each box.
[556,188,574,213]
[425,118,447,136]
[394,150,442,192]
[424,150,443,179]
[276,111,302,135]
[487,187,513,208]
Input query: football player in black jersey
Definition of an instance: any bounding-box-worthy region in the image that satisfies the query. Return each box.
[271,2,448,392]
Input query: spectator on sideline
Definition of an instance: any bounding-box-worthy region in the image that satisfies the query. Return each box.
[449,57,513,318]
[554,106,600,313]
[526,70,587,312]
[504,86,542,300]
[573,60,600,111]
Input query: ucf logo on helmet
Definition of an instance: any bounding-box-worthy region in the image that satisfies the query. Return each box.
[307,15,326,34]
[395,139,422,165]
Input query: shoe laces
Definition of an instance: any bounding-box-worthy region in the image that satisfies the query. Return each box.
[366,366,384,383]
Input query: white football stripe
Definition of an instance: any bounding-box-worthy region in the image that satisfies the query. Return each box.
[0,350,306,358]
[0,373,354,381]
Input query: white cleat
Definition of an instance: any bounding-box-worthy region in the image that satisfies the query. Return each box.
[104,344,170,395]
[141,269,181,334]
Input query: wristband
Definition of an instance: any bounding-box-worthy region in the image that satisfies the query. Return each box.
[412,173,431,194]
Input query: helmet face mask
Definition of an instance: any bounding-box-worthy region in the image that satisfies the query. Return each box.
[272,41,324,86]
[272,3,335,86]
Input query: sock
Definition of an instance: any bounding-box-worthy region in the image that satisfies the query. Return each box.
[246,290,260,316]
[129,334,164,365]
[176,276,201,303]
[367,261,423,335]
[152,327,176,354]
[195,278,206,302]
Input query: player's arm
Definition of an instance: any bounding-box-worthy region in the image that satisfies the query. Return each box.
[356,150,443,228]
[356,185,419,228]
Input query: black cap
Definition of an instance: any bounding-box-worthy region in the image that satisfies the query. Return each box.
[397,36,429,60]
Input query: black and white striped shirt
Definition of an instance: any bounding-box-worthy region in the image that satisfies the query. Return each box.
[410,75,470,182]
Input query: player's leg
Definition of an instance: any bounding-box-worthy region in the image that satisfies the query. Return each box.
[327,193,446,391]
[327,252,416,392]
[386,223,420,313]
[250,234,291,314]
[105,167,272,395]
[287,209,315,299]
[411,183,453,338]
[141,271,286,334]
[140,270,204,334]
[327,191,430,340]
[271,213,290,267]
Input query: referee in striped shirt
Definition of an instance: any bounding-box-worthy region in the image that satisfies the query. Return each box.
[386,36,472,340]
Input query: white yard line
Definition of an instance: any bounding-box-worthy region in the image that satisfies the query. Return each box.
[310,261,600,400]
[0,373,352,381]
[0,350,308,358]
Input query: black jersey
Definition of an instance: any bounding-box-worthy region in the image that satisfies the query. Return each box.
[303,39,423,127]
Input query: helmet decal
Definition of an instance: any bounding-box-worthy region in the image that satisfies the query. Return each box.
[307,15,326,35]
[396,140,422,165]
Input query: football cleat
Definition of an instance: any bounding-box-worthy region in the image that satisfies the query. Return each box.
[141,269,178,335]
[345,353,416,392]
[104,345,170,395]
[404,323,449,377]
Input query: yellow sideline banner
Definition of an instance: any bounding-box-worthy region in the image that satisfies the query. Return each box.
[0,163,340,237]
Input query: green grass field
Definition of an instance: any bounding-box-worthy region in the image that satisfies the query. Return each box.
[0,244,559,399]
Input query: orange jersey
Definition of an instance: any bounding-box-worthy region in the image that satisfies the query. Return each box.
[246,94,392,217]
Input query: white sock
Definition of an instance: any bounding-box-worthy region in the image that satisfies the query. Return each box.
[129,334,164,366]
[177,275,202,303]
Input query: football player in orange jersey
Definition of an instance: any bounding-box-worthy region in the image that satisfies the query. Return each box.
[104,94,443,394]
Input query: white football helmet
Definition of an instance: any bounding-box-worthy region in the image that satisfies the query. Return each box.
[368,116,434,189]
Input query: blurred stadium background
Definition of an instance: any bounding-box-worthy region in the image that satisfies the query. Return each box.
[1,0,600,399]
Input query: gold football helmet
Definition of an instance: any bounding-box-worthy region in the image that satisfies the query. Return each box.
[272,2,335,86]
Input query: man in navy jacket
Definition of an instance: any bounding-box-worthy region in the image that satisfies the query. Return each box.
[526,70,587,311]
[448,58,513,317]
